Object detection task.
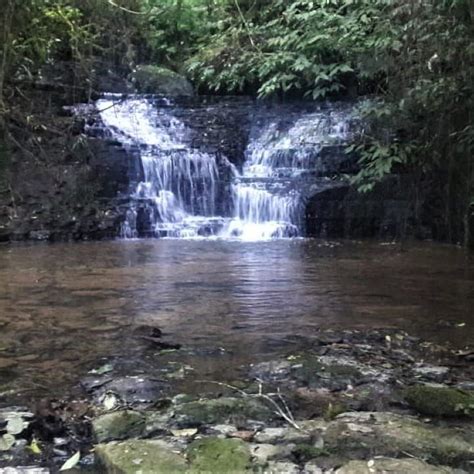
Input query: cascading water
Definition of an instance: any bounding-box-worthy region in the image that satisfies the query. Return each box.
[222,106,353,240]
[92,96,354,240]
[96,95,225,238]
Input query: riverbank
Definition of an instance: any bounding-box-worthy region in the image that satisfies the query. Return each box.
[1,327,473,472]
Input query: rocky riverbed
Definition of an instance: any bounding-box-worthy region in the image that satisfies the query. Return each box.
[1,328,473,473]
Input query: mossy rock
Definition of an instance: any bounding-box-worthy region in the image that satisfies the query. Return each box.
[95,439,188,473]
[92,410,146,442]
[131,65,194,96]
[187,437,252,473]
[404,385,474,418]
[329,412,474,468]
[173,397,273,427]
[336,458,458,473]
[292,443,328,463]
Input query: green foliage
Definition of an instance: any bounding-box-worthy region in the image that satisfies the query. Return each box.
[0,0,472,243]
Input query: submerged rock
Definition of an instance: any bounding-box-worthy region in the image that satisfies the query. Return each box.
[92,410,146,442]
[187,437,251,473]
[404,385,474,418]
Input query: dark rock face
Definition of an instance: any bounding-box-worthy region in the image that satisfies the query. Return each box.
[305,178,412,239]
[0,92,413,242]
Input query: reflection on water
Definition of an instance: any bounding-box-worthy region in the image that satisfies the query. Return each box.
[0,240,473,405]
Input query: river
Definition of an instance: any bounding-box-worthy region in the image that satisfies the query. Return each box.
[0,239,472,407]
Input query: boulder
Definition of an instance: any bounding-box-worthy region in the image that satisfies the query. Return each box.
[325,412,474,468]
[335,458,461,473]
[95,439,188,473]
[187,437,251,473]
[403,385,474,418]
[172,397,273,427]
[92,410,146,442]
[131,65,194,96]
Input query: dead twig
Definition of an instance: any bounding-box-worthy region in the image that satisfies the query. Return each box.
[196,379,303,431]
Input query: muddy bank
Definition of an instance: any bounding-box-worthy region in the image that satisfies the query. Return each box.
[1,328,472,472]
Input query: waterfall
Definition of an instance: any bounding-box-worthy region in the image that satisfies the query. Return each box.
[221,106,352,240]
[96,96,224,238]
[93,96,354,240]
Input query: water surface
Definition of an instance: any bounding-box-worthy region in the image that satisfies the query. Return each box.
[0,239,472,405]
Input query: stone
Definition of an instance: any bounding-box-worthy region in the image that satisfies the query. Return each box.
[172,397,273,427]
[266,460,300,473]
[329,412,474,467]
[254,427,311,444]
[144,410,174,436]
[92,410,146,442]
[131,65,194,96]
[0,358,17,370]
[304,461,323,474]
[0,468,49,474]
[84,376,169,406]
[335,458,460,473]
[230,430,255,441]
[187,437,251,473]
[95,439,188,473]
[413,365,450,378]
[248,443,293,463]
[210,424,238,436]
[403,385,474,418]
[249,361,292,382]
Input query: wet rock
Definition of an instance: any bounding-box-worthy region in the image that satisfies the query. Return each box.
[266,460,300,473]
[293,387,348,418]
[249,361,292,382]
[229,430,255,442]
[0,359,17,370]
[209,424,237,436]
[413,364,450,380]
[335,458,461,473]
[249,443,292,463]
[403,385,474,418]
[254,427,311,444]
[92,410,146,442]
[95,439,188,473]
[143,410,174,437]
[172,397,273,428]
[187,437,251,473]
[327,412,474,467]
[83,375,169,406]
[304,461,323,474]
[292,443,328,464]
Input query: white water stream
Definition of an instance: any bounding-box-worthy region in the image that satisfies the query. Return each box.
[96,96,352,240]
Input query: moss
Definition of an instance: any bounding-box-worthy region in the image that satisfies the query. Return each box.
[131,65,194,96]
[404,385,474,418]
[92,410,146,442]
[292,444,328,463]
[323,402,347,421]
[95,440,188,473]
[173,397,273,427]
[187,437,251,473]
[323,412,474,468]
